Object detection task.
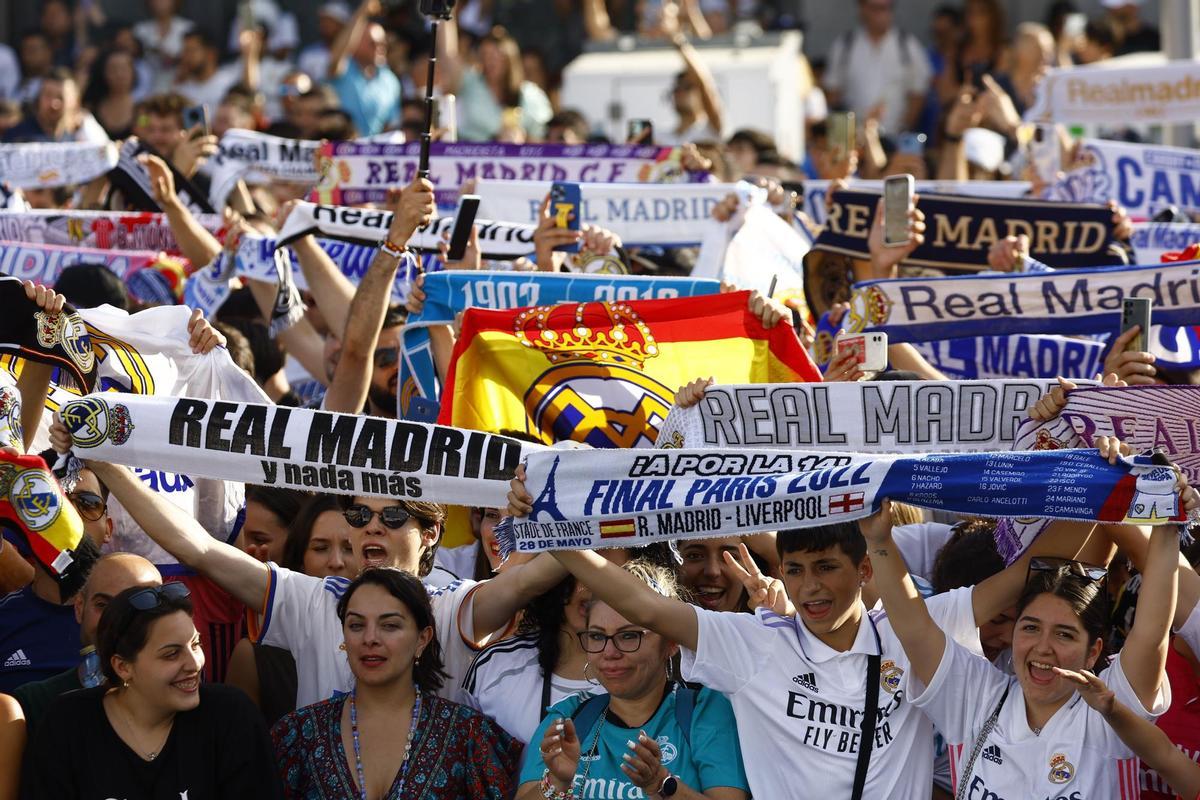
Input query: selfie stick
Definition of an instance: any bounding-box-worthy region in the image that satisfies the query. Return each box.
[418,1,453,180]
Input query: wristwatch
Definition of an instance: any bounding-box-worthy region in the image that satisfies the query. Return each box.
[658,774,679,798]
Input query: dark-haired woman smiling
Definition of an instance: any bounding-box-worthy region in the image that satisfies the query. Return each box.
[272,568,520,799]
[23,583,282,798]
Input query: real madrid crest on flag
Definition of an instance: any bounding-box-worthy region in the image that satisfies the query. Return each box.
[0,450,85,578]
[438,291,820,449]
[0,277,98,392]
[59,396,135,448]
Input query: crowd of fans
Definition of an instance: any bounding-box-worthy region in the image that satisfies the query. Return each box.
[0,0,1197,799]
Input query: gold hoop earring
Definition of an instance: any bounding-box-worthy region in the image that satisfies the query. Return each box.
[583,661,600,687]
[338,642,347,651]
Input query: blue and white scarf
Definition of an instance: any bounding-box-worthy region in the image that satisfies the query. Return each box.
[498,447,1186,554]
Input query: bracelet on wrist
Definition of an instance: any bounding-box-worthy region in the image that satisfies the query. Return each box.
[379,238,408,260]
[540,769,574,800]
[943,132,963,143]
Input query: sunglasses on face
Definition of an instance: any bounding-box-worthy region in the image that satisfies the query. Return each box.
[68,491,106,521]
[1027,557,1108,583]
[373,347,399,368]
[343,504,411,529]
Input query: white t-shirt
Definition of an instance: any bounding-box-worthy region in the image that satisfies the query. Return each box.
[1177,600,1200,656]
[911,637,1170,799]
[174,64,242,113]
[823,27,932,134]
[680,587,979,799]
[434,543,478,584]
[461,633,604,744]
[256,563,481,707]
[891,522,954,584]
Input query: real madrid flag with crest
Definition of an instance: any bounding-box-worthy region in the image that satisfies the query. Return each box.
[438,290,821,448]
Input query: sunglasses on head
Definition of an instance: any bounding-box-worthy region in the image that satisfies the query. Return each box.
[343,503,410,529]
[373,347,399,368]
[127,582,191,611]
[68,490,106,521]
[1027,557,1108,583]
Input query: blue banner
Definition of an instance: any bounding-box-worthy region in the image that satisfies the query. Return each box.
[399,271,721,421]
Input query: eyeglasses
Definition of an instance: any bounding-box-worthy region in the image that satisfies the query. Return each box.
[1028,557,1108,583]
[343,504,411,529]
[68,491,106,521]
[373,347,399,368]
[577,629,651,654]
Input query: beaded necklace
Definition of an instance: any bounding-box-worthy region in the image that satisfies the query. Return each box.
[349,687,422,800]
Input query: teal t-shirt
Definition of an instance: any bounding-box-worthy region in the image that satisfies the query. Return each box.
[520,686,749,798]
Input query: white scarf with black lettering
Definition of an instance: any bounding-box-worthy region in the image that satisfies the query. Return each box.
[208,129,322,209]
[277,201,536,259]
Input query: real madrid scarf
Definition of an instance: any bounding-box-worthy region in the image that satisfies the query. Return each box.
[0,276,96,392]
[108,138,215,215]
[276,200,537,260]
[815,190,1124,271]
[183,234,304,335]
[474,179,733,246]
[694,200,810,312]
[313,140,700,208]
[0,370,21,449]
[208,129,322,209]
[1050,139,1200,221]
[0,240,188,289]
[659,380,1072,454]
[0,209,224,254]
[0,450,85,579]
[844,258,1200,343]
[0,141,119,188]
[399,271,722,421]
[497,447,1187,555]
[57,393,542,508]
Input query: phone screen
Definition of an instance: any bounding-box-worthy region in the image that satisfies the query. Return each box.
[828,112,855,163]
[883,176,913,247]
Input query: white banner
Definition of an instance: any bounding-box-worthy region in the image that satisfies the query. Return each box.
[0,141,118,188]
[693,204,809,309]
[1026,59,1200,125]
[1130,222,1200,262]
[474,179,733,246]
[659,380,1064,453]
[58,394,540,508]
[208,129,321,209]
[1050,138,1200,221]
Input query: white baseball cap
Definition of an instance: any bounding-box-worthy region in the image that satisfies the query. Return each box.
[318,2,352,23]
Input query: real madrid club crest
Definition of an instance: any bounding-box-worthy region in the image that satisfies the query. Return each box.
[59,397,134,448]
[516,301,673,448]
[9,468,62,532]
[1048,753,1074,784]
[0,379,22,450]
[813,328,835,367]
[846,286,892,334]
[34,310,95,374]
[879,659,903,693]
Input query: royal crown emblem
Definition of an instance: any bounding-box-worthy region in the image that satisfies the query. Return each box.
[515,302,659,368]
[846,285,892,333]
[1033,429,1066,451]
[814,329,835,366]
[34,310,95,374]
[59,398,134,448]
[879,659,904,694]
[1048,753,1074,784]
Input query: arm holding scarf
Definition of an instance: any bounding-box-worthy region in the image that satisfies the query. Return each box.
[468,553,568,645]
[144,154,222,268]
[508,469,701,650]
[81,458,269,608]
[289,230,354,341]
[1120,517,1184,713]
[325,177,434,414]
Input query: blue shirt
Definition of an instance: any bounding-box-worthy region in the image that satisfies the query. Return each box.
[0,585,81,694]
[520,685,749,798]
[329,61,401,137]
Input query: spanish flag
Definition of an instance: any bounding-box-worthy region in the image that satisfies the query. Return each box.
[439,291,821,448]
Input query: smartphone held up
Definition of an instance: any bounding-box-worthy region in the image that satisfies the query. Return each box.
[883,174,914,248]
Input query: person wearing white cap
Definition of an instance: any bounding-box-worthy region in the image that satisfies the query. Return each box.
[1104,0,1162,56]
[298,2,351,83]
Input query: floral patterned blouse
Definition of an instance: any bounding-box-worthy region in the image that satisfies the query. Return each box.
[272,693,522,799]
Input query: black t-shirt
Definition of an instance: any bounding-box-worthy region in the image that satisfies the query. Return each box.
[22,684,283,800]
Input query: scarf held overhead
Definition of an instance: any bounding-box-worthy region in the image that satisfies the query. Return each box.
[844,257,1200,343]
[399,271,721,420]
[58,393,539,508]
[499,448,1184,555]
[658,380,1065,453]
[815,190,1122,271]
[0,141,118,188]
[208,129,322,209]
[1050,139,1200,221]
[276,201,536,260]
[314,140,695,207]
[0,210,223,255]
[1026,59,1200,126]
[0,240,187,287]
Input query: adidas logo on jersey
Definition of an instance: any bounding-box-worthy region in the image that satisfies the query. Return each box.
[792,672,818,692]
[3,649,30,668]
[982,744,1003,765]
